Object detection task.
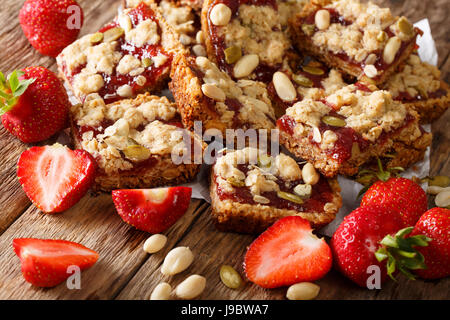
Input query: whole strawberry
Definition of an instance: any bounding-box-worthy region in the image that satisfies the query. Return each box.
[19,0,84,57]
[0,67,69,143]
[361,177,427,227]
[331,205,405,287]
[410,208,450,279]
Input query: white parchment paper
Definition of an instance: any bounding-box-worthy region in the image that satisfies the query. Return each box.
[181,19,437,237]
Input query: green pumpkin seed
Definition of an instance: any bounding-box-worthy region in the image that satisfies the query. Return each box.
[220,265,243,289]
[302,65,325,75]
[277,191,304,204]
[103,27,125,42]
[90,32,104,44]
[142,57,153,68]
[428,176,450,188]
[227,177,245,188]
[257,154,272,168]
[224,46,242,64]
[397,17,413,36]
[321,115,346,127]
[377,31,387,42]
[123,145,151,161]
[301,24,315,36]
[292,74,314,87]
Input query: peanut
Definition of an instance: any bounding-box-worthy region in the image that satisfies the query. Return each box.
[273,72,297,102]
[175,275,206,299]
[201,83,226,101]
[302,162,319,185]
[143,234,167,254]
[210,4,232,26]
[233,54,259,78]
[383,36,401,65]
[435,190,450,208]
[161,246,194,275]
[286,282,320,300]
[150,282,172,300]
[315,10,330,30]
[363,65,378,78]
[192,44,207,57]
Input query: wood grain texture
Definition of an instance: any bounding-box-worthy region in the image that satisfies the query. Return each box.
[0,0,448,300]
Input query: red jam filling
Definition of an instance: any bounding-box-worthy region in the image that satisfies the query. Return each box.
[207,0,280,82]
[300,8,419,77]
[215,163,334,212]
[395,88,447,102]
[67,3,172,104]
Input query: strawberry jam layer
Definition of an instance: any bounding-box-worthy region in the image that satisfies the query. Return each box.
[207,0,279,82]
[299,8,419,79]
[278,114,369,164]
[68,4,172,104]
[215,164,334,212]
[395,88,447,102]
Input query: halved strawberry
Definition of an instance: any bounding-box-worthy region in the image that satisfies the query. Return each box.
[244,216,332,288]
[17,144,96,213]
[13,238,99,287]
[112,187,192,234]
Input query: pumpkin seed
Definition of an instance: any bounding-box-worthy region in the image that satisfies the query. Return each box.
[292,74,313,87]
[321,115,346,127]
[224,46,242,64]
[103,27,124,42]
[257,154,272,168]
[90,32,104,44]
[142,57,153,68]
[220,265,243,289]
[277,191,304,204]
[302,65,325,75]
[397,17,413,36]
[123,145,151,161]
[227,177,245,188]
[377,31,387,42]
[301,24,315,36]
[428,176,450,188]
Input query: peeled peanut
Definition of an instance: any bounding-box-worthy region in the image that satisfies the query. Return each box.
[210,4,232,26]
[143,234,167,254]
[435,190,450,208]
[161,247,194,275]
[302,162,319,185]
[233,54,259,78]
[192,44,207,57]
[363,65,378,78]
[202,83,226,101]
[286,282,320,300]
[315,10,330,30]
[175,275,206,299]
[150,282,172,300]
[273,72,297,102]
[383,36,401,65]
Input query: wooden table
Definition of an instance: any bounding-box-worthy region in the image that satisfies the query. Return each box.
[0,0,448,300]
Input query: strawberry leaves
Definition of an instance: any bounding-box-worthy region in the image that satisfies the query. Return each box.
[0,70,36,115]
[375,227,431,281]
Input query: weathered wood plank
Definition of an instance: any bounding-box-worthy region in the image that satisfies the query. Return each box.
[0,195,205,299]
[0,0,120,234]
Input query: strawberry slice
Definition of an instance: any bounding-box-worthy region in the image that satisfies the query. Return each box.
[13,238,99,287]
[244,216,332,288]
[17,144,96,213]
[112,187,192,234]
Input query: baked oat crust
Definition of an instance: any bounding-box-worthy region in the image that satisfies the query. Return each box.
[209,169,342,234]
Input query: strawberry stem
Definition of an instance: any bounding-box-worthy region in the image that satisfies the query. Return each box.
[375,227,431,281]
[0,70,35,115]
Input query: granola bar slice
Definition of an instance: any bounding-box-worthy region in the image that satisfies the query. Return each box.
[289,0,420,85]
[170,54,276,133]
[210,147,342,233]
[277,83,430,177]
[71,93,203,192]
[57,3,183,104]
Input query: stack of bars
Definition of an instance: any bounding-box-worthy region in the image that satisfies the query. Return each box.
[56,0,449,233]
